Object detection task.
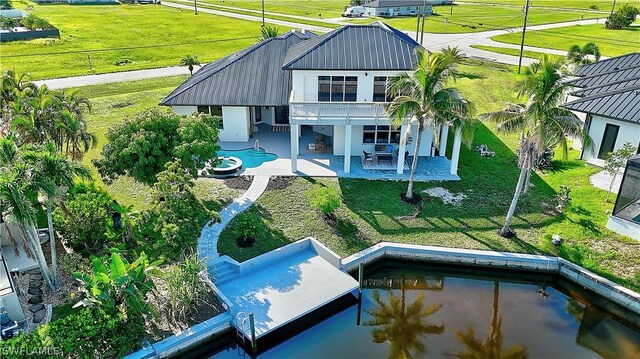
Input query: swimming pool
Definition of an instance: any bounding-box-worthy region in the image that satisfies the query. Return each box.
[217,148,278,169]
[195,261,640,358]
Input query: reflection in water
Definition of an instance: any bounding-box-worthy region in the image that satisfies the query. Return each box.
[366,275,444,359]
[451,282,528,359]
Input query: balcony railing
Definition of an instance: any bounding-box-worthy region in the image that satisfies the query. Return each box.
[290,101,391,122]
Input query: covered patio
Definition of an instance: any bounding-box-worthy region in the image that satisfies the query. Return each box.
[217,124,459,181]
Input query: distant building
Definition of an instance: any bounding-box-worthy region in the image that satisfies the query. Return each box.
[0,9,29,19]
[362,0,435,17]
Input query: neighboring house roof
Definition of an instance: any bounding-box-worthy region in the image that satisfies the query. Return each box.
[282,22,422,71]
[573,52,640,77]
[362,0,428,7]
[570,77,640,97]
[561,84,640,124]
[160,31,316,107]
[564,65,640,88]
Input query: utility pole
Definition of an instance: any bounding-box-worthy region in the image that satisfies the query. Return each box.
[420,0,427,44]
[261,0,265,27]
[517,0,530,74]
[194,0,198,15]
[415,13,420,41]
[450,0,453,15]
[610,0,617,15]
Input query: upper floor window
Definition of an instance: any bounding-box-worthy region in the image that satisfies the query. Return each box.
[318,76,357,102]
[197,105,224,129]
[373,76,394,102]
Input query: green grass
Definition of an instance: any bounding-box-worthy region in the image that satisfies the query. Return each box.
[462,0,640,11]
[0,4,270,80]
[470,45,565,62]
[491,23,640,57]
[218,62,640,291]
[198,0,348,19]
[346,4,603,33]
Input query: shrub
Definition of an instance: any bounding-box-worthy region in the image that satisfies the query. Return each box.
[234,212,261,244]
[555,185,572,213]
[53,183,113,256]
[20,14,54,30]
[0,306,145,359]
[0,0,12,10]
[308,186,341,219]
[605,4,639,29]
[0,15,17,29]
[589,4,598,10]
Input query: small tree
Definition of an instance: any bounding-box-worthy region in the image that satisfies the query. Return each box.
[259,25,280,41]
[605,4,639,29]
[308,186,341,221]
[555,185,572,213]
[179,55,201,76]
[566,42,601,66]
[604,142,637,203]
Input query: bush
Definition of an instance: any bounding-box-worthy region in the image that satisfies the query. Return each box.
[234,212,261,244]
[0,0,12,10]
[53,183,114,256]
[605,4,639,29]
[308,186,341,218]
[0,306,145,359]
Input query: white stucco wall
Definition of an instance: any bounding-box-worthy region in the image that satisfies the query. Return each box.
[566,94,587,151]
[291,70,406,102]
[220,106,250,142]
[332,124,433,157]
[583,116,640,162]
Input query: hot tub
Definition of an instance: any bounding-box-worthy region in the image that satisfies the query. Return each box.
[210,156,243,176]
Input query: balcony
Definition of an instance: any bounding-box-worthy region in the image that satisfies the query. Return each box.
[289,90,397,124]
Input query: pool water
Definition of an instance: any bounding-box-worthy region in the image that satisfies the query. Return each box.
[217,148,277,169]
[203,262,640,358]
[216,158,238,168]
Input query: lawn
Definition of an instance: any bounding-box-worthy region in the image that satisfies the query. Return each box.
[491,23,640,57]
[462,0,640,11]
[470,45,565,62]
[218,61,640,291]
[198,0,348,19]
[70,76,242,210]
[346,4,603,33]
[0,4,268,80]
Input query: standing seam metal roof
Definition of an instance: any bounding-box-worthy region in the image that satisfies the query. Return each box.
[562,84,640,124]
[570,77,640,97]
[282,22,422,70]
[564,65,640,88]
[573,53,640,77]
[160,31,316,107]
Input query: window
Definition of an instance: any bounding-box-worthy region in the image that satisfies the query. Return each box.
[318,76,358,102]
[197,105,224,129]
[373,76,395,102]
[363,125,401,144]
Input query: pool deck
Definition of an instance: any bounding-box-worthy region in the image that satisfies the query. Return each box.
[214,246,358,339]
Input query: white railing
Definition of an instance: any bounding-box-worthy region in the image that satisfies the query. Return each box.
[289,100,391,122]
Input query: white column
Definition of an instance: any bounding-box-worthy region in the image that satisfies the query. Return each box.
[290,124,299,173]
[397,123,407,174]
[439,124,449,157]
[450,126,462,175]
[344,124,352,173]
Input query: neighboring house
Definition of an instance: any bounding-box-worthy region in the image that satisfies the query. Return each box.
[0,9,28,19]
[608,155,640,240]
[361,0,434,17]
[162,22,467,176]
[562,53,640,167]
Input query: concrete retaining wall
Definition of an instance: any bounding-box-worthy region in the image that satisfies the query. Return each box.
[0,29,59,42]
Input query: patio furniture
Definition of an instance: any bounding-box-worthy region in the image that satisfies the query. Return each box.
[362,151,374,167]
[477,144,495,157]
[377,153,393,165]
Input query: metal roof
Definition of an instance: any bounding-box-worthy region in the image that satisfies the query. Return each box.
[282,22,422,71]
[573,53,640,77]
[561,84,640,124]
[363,0,429,7]
[570,77,640,97]
[160,31,316,107]
[564,65,640,88]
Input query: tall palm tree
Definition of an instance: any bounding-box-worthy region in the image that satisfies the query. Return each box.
[566,42,601,66]
[367,278,444,358]
[59,110,96,160]
[180,55,201,76]
[24,142,91,288]
[451,282,528,359]
[386,49,472,201]
[482,55,591,237]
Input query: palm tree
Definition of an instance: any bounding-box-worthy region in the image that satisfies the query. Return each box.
[386,49,472,201]
[367,277,444,358]
[260,25,280,41]
[1,70,35,109]
[24,142,91,288]
[482,55,591,237]
[451,282,528,359]
[59,110,96,159]
[180,55,201,76]
[566,42,601,66]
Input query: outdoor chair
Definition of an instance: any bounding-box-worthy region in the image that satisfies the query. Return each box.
[477,144,495,157]
[362,150,375,167]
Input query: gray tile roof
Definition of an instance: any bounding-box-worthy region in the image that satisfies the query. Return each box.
[570,77,640,97]
[282,22,422,71]
[160,31,316,107]
[363,0,428,7]
[573,52,640,77]
[564,65,640,88]
[562,84,640,124]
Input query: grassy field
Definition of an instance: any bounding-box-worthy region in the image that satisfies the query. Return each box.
[470,45,565,62]
[462,0,640,11]
[491,23,640,57]
[218,61,640,291]
[70,76,241,210]
[347,4,603,33]
[198,0,347,18]
[0,4,269,80]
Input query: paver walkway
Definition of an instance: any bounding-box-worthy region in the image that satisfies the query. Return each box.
[197,175,270,262]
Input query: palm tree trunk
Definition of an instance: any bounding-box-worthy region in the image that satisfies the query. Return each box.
[46,199,58,289]
[406,125,423,200]
[523,168,531,194]
[501,156,528,236]
[24,224,54,290]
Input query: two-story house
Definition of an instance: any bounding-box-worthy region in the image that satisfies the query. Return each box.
[161,22,465,177]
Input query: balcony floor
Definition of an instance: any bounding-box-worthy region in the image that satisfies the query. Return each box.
[217,124,459,181]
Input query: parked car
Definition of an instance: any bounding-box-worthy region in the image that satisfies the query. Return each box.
[342,6,365,17]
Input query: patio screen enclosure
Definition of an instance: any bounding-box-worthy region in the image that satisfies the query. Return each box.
[613,155,640,224]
